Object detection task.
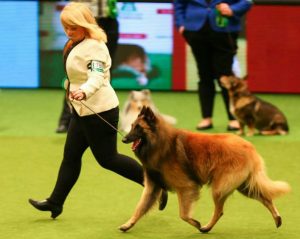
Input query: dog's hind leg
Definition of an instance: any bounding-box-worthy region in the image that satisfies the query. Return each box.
[259,196,282,227]
[119,177,161,232]
[238,185,282,227]
[176,186,201,231]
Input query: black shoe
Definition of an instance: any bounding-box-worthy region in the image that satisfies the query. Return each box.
[227,125,240,131]
[28,199,63,219]
[158,189,168,211]
[55,125,68,133]
[196,124,213,131]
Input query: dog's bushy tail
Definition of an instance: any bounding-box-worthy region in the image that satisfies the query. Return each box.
[247,156,291,200]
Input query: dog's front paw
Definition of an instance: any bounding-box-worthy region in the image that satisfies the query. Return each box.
[119,222,135,232]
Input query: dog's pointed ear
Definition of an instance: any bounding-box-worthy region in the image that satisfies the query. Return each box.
[229,75,235,84]
[241,75,248,87]
[146,106,156,119]
[139,105,147,117]
[139,106,157,123]
[144,106,157,123]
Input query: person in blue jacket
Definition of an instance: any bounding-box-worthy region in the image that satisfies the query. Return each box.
[174,0,252,131]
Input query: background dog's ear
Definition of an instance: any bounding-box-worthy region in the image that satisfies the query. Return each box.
[242,75,248,81]
[129,91,136,100]
[241,75,249,88]
[142,89,150,96]
[142,89,151,100]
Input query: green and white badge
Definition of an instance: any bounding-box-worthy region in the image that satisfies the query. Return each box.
[88,60,104,73]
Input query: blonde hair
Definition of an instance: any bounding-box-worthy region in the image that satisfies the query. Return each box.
[60,2,107,42]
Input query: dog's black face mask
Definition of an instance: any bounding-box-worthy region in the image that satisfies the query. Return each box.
[122,106,157,152]
[122,123,144,151]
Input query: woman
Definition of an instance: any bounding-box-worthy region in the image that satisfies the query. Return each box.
[174,0,252,131]
[29,2,167,219]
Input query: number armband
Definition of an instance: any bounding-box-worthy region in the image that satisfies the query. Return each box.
[87,60,104,73]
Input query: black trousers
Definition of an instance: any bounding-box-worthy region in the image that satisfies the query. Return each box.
[57,97,72,128]
[49,107,143,206]
[183,26,238,120]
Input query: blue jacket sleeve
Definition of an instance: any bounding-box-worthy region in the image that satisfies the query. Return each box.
[231,0,253,18]
[174,0,187,29]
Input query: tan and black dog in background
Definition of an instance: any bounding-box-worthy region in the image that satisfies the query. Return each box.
[220,75,289,136]
[120,106,290,233]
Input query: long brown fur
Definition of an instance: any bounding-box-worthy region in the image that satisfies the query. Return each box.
[120,106,290,233]
[220,75,289,136]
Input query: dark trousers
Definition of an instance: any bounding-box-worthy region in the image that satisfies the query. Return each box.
[57,97,72,128]
[183,27,238,120]
[49,107,143,206]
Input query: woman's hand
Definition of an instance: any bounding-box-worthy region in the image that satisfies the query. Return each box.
[216,3,233,17]
[70,89,86,101]
[179,26,185,35]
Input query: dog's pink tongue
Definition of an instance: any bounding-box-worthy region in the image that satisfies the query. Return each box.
[131,139,141,151]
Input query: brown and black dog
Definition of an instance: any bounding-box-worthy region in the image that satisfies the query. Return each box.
[120,106,290,233]
[220,75,289,136]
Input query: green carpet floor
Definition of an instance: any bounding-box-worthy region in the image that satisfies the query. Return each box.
[0,89,299,239]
